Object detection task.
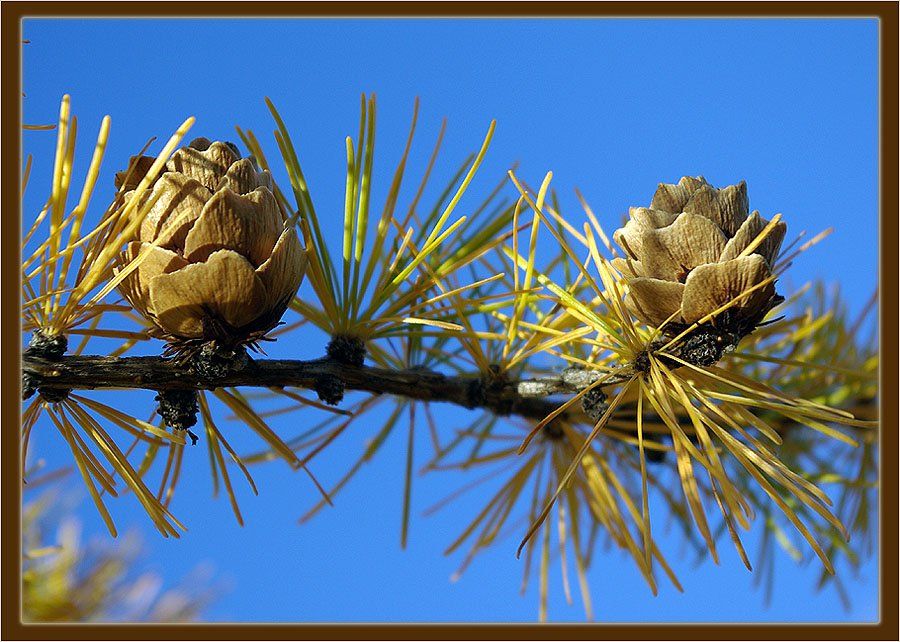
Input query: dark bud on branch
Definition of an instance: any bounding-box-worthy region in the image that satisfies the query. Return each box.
[38,386,71,404]
[25,331,71,401]
[679,326,730,367]
[156,389,199,444]
[314,374,345,406]
[22,373,37,401]
[581,388,609,423]
[189,342,250,379]
[326,335,367,367]
[26,330,68,360]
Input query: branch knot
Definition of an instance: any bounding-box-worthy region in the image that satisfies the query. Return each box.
[314,374,345,406]
[326,335,366,367]
[189,342,250,379]
[155,389,199,444]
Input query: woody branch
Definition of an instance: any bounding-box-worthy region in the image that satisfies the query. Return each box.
[22,353,634,422]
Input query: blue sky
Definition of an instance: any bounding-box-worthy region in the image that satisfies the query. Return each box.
[21,18,879,622]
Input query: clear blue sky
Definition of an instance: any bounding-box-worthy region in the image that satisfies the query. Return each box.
[22,18,879,622]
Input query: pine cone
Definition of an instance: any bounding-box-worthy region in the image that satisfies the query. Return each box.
[116,137,306,344]
[612,176,786,338]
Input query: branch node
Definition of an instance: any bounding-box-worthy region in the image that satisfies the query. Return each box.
[188,342,250,380]
[679,326,730,367]
[581,388,609,422]
[25,330,68,360]
[22,372,37,400]
[25,333,71,401]
[465,377,485,410]
[38,386,70,404]
[314,374,344,406]
[483,365,514,416]
[326,335,366,367]
[155,389,199,437]
[633,339,672,373]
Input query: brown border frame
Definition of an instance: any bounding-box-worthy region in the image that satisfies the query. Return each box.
[3,3,896,640]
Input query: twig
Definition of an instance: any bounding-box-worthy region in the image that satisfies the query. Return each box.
[22,354,629,421]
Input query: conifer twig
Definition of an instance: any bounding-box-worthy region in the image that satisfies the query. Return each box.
[22,353,634,421]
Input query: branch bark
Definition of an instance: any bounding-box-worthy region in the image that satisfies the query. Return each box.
[22,353,877,434]
[22,354,628,421]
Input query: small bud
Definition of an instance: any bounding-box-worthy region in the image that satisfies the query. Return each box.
[314,374,344,406]
[326,335,367,367]
[155,389,199,434]
[679,327,729,366]
[581,388,609,423]
[25,331,70,401]
[26,330,68,360]
[38,387,70,403]
[22,373,37,401]
[190,342,250,379]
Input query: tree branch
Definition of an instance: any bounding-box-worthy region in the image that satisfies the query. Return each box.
[22,354,629,422]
